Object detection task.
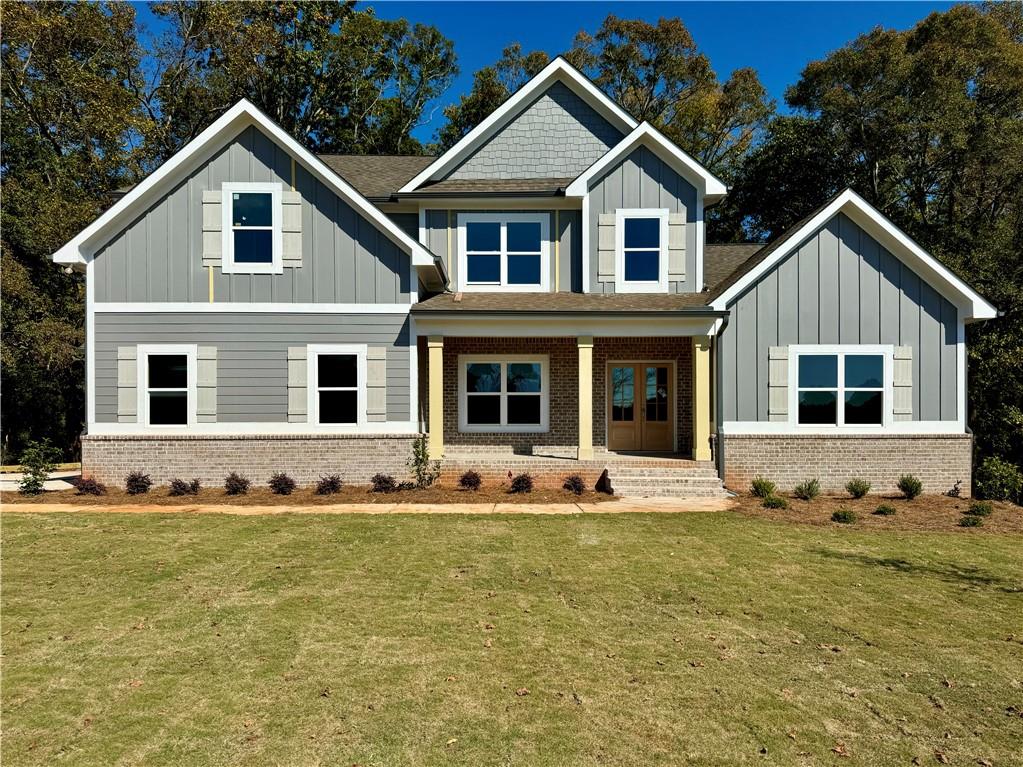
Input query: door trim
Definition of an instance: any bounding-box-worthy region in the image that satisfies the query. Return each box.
[605,359,678,452]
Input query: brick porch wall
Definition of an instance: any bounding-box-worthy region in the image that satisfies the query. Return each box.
[722,433,973,496]
[81,434,417,487]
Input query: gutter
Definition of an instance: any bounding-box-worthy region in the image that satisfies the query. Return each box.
[409,308,730,318]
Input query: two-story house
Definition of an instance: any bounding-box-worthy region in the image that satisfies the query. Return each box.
[52,58,997,496]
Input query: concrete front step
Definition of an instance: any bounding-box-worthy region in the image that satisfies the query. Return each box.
[608,467,729,499]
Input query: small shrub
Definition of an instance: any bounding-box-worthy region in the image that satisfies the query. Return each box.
[397,481,416,491]
[762,494,788,509]
[168,478,201,496]
[316,474,343,495]
[974,456,1023,504]
[72,476,107,496]
[750,476,776,498]
[18,439,59,495]
[125,471,153,495]
[458,470,482,491]
[946,480,962,498]
[371,473,397,493]
[897,474,923,500]
[845,478,871,499]
[406,435,440,489]
[873,503,897,516]
[965,500,993,517]
[793,478,820,501]
[958,514,983,527]
[509,473,534,494]
[831,508,857,524]
[224,472,250,495]
[563,474,585,495]
[268,472,296,495]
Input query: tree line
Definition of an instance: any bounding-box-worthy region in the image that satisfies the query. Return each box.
[2,1,1020,486]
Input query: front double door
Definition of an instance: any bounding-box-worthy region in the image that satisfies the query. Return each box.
[607,362,674,452]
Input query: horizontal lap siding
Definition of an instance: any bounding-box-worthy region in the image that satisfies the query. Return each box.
[93,125,410,304]
[94,312,410,423]
[720,212,959,423]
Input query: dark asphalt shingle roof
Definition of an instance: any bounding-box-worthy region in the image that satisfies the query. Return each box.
[409,178,576,196]
[317,154,435,200]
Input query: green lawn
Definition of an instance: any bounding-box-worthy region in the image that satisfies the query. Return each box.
[3,512,1021,766]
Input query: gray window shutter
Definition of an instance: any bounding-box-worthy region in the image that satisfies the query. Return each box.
[197,346,217,423]
[288,346,308,423]
[117,346,138,423]
[202,190,222,267]
[893,345,913,421]
[768,346,788,421]
[668,212,686,281]
[367,347,387,422]
[597,213,615,280]
[282,190,302,267]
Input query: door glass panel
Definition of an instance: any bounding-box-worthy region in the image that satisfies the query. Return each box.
[645,366,669,422]
[611,367,634,422]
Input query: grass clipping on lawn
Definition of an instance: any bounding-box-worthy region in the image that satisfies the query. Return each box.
[2,511,1021,765]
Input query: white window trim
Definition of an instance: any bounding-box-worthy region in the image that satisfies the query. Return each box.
[221,181,283,275]
[788,344,894,432]
[458,354,549,433]
[306,344,367,430]
[615,208,669,294]
[137,344,198,428]
[456,212,550,292]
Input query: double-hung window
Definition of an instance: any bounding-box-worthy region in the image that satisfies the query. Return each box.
[458,213,549,291]
[138,345,196,427]
[794,347,888,427]
[308,345,366,427]
[615,208,668,293]
[222,182,283,274]
[459,355,549,432]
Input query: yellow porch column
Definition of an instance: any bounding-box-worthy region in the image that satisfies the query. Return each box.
[691,336,712,461]
[577,336,594,460]
[427,336,444,458]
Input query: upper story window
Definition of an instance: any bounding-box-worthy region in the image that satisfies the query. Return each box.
[457,213,549,292]
[615,208,668,293]
[222,182,283,274]
[794,347,888,427]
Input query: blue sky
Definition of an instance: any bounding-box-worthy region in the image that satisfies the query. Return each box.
[134,1,956,143]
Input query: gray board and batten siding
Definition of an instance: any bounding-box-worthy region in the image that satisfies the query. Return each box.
[588,146,699,294]
[93,125,412,305]
[719,212,959,423]
[444,81,623,181]
[423,209,583,293]
[94,313,411,423]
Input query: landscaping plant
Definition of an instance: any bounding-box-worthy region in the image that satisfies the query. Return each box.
[966,501,993,517]
[316,474,343,495]
[750,476,776,498]
[897,474,923,500]
[17,439,59,496]
[458,470,482,491]
[407,435,440,489]
[845,478,871,499]
[762,495,788,509]
[268,472,297,495]
[563,474,585,495]
[873,504,896,516]
[168,478,201,496]
[959,514,983,527]
[974,456,1022,504]
[124,471,153,495]
[71,477,107,496]
[510,473,534,494]
[831,508,857,524]
[793,478,820,501]
[371,473,397,493]
[224,472,251,495]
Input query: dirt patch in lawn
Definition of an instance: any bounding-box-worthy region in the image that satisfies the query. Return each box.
[734,492,1023,533]
[1,483,613,507]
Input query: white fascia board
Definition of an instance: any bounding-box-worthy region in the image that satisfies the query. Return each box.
[565,122,728,199]
[397,57,638,193]
[709,189,998,321]
[52,99,444,278]
[411,313,721,338]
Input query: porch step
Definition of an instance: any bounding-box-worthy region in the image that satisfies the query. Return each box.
[607,466,730,499]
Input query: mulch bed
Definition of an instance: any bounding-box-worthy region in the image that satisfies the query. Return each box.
[734,492,1023,533]
[1,483,613,507]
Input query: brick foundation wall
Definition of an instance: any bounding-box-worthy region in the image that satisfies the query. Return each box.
[81,434,418,487]
[722,433,973,496]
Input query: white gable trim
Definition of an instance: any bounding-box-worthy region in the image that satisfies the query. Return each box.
[52,99,443,276]
[398,57,638,193]
[565,122,727,199]
[709,189,997,321]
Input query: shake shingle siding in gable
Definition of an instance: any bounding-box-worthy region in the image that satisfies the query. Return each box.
[446,82,624,180]
[719,212,959,423]
[93,125,411,304]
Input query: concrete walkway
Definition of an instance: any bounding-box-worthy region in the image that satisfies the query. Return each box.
[0,470,80,492]
[1,497,735,515]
